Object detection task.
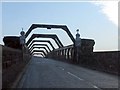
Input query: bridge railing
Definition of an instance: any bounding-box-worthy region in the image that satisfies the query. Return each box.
[46,45,74,62]
[46,39,95,63]
[46,39,119,75]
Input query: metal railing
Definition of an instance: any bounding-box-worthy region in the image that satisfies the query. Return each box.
[46,39,95,63]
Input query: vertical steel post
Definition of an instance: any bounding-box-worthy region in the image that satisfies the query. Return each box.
[20,29,25,61]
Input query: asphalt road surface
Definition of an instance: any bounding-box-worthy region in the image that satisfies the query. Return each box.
[17,56,118,89]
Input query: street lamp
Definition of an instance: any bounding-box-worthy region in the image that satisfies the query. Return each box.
[20,28,25,60]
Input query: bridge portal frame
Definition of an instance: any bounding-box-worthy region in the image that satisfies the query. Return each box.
[26,34,63,48]
[30,44,51,53]
[31,46,49,53]
[32,50,46,56]
[28,40,55,50]
[33,53,44,57]
[25,24,75,44]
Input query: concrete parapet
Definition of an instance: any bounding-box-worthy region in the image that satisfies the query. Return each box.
[3,36,21,49]
[2,45,31,88]
[93,51,119,75]
[76,51,119,75]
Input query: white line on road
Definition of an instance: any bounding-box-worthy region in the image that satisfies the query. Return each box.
[58,66,101,90]
[93,86,102,90]
[93,85,98,88]
[67,72,102,90]
[67,72,84,81]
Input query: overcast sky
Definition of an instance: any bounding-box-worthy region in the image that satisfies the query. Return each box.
[1,0,118,51]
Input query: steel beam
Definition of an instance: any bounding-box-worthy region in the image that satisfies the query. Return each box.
[26,34,63,48]
[31,46,49,53]
[32,50,46,56]
[25,24,75,43]
[33,53,44,57]
[30,44,51,52]
[28,40,55,50]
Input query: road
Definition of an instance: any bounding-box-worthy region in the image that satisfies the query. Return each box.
[17,56,118,89]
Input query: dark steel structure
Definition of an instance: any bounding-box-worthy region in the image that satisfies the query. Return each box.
[33,53,44,57]
[28,40,55,50]
[31,46,49,53]
[25,24,75,44]
[26,34,63,48]
[32,50,46,56]
[3,24,95,64]
[30,44,51,52]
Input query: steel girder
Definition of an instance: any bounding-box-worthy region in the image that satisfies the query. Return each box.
[25,24,75,44]
[31,46,49,53]
[28,40,55,50]
[32,50,46,56]
[30,44,51,52]
[26,34,63,48]
[33,53,44,57]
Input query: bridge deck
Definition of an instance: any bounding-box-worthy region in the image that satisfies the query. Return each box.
[17,57,118,89]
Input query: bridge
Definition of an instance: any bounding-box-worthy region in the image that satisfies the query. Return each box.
[2,24,119,89]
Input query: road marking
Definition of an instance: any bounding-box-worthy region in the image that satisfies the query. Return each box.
[58,66,65,71]
[59,67,101,89]
[93,86,102,90]
[87,82,102,90]
[67,72,102,90]
[93,85,98,88]
[67,72,83,81]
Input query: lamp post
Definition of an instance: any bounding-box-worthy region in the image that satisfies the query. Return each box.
[75,29,81,64]
[20,28,25,61]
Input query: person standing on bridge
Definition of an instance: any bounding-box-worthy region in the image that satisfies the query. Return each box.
[75,29,81,63]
